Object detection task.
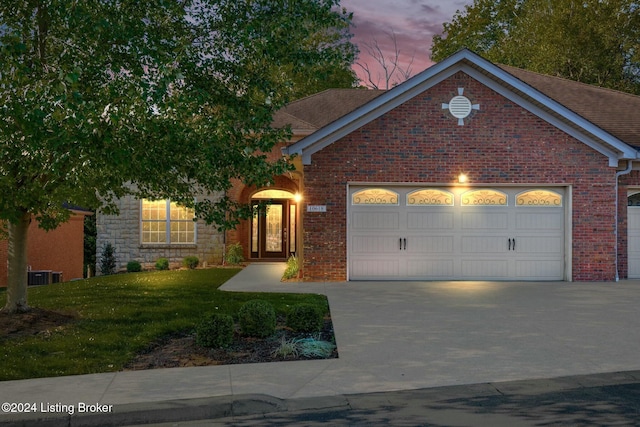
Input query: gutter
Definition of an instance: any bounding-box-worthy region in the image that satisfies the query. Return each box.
[615,160,634,281]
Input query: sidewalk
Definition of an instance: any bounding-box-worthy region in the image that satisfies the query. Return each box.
[3,263,640,425]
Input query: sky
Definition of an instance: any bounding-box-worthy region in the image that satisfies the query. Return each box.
[341,0,474,87]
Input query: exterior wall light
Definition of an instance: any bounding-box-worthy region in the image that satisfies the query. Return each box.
[458,174,468,184]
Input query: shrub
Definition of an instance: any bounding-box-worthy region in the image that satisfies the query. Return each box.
[238,300,276,338]
[182,256,199,270]
[295,337,336,358]
[155,258,169,271]
[271,336,299,358]
[282,255,299,280]
[99,243,116,275]
[126,260,142,273]
[225,243,244,265]
[286,303,324,333]
[195,313,235,348]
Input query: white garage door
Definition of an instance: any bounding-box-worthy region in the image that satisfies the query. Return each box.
[348,186,566,281]
[627,192,640,278]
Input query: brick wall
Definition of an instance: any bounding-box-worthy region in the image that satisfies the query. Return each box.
[0,212,87,286]
[301,72,618,281]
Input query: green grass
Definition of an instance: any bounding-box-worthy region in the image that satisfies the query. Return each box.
[0,269,330,381]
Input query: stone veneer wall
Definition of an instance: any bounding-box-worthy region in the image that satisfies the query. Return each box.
[96,194,224,273]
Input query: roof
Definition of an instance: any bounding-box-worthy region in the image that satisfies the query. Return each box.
[273,89,385,132]
[499,65,640,149]
[281,49,640,166]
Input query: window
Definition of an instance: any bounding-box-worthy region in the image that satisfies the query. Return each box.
[141,200,195,244]
[461,189,508,206]
[352,188,399,205]
[516,190,562,207]
[407,189,454,206]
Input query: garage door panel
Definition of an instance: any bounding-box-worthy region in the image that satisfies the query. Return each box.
[351,235,402,254]
[406,259,454,277]
[407,212,454,229]
[461,260,509,278]
[350,259,400,278]
[515,260,564,279]
[516,212,563,230]
[352,212,400,230]
[515,236,563,254]
[461,236,508,253]
[462,212,508,229]
[627,207,640,278]
[408,236,454,253]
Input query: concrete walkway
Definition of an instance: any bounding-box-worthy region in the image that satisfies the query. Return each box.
[3,263,640,425]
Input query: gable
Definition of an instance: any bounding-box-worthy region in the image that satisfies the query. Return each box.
[284,50,639,167]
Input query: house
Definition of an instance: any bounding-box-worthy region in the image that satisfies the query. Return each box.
[99,49,640,281]
[0,208,91,287]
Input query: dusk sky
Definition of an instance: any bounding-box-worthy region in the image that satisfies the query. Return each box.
[341,0,474,87]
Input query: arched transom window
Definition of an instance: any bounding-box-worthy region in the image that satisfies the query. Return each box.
[352,188,399,205]
[461,189,508,206]
[407,189,454,206]
[516,190,563,207]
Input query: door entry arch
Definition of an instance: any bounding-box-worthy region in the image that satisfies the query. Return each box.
[251,189,298,259]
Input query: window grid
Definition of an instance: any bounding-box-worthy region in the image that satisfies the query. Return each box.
[141,200,195,244]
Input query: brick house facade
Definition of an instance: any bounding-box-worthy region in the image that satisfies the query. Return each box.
[101,49,640,282]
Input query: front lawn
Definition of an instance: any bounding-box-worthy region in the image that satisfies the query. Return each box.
[0,269,330,381]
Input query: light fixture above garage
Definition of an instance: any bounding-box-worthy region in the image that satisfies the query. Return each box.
[442,88,480,125]
[458,173,468,184]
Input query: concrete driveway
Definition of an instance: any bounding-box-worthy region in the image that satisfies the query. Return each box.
[3,262,640,414]
[221,263,640,397]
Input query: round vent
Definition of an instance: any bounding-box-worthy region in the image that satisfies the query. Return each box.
[448,95,473,119]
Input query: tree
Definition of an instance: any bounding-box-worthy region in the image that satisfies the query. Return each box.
[0,0,357,314]
[431,0,640,94]
[356,29,416,89]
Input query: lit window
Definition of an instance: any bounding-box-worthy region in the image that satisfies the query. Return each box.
[141,200,195,244]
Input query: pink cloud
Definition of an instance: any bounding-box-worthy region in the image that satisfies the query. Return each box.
[341,0,473,87]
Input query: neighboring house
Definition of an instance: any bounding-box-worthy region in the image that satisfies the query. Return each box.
[100,49,640,281]
[0,208,91,287]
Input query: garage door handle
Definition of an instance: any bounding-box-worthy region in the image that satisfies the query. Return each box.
[404,238,407,251]
[508,238,512,251]
[513,238,516,251]
[399,238,403,251]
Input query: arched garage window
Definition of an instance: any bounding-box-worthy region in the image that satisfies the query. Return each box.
[516,190,563,207]
[407,189,454,206]
[461,189,508,206]
[352,188,399,205]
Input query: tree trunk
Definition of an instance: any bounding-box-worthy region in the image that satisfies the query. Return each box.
[2,212,31,314]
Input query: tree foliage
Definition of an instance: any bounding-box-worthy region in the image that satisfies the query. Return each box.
[0,0,357,313]
[432,0,640,94]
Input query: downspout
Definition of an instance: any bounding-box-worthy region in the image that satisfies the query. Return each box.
[615,160,633,281]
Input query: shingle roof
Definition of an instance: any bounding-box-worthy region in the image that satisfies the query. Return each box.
[499,65,640,148]
[273,89,385,132]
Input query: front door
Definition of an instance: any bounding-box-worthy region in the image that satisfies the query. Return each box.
[252,201,294,259]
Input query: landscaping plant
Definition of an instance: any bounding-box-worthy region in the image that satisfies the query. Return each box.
[99,243,117,276]
[155,258,170,271]
[126,260,142,273]
[225,243,244,265]
[195,313,235,348]
[238,299,276,338]
[286,303,324,333]
[182,256,199,270]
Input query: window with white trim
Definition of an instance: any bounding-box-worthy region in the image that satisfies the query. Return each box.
[141,200,195,244]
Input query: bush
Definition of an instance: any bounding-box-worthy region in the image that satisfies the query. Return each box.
[226,243,244,265]
[126,260,142,273]
[282,255,299,280]
[195,313,235,348]
[182,256,199,270]
[238,300,276,338]
[99,243,116,276]
[286,303,324,333]
[155,258,169,271]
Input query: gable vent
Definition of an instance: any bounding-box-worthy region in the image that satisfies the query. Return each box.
[448,96,472,119]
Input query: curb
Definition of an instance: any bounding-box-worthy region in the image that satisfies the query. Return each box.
[2,371,640,426]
